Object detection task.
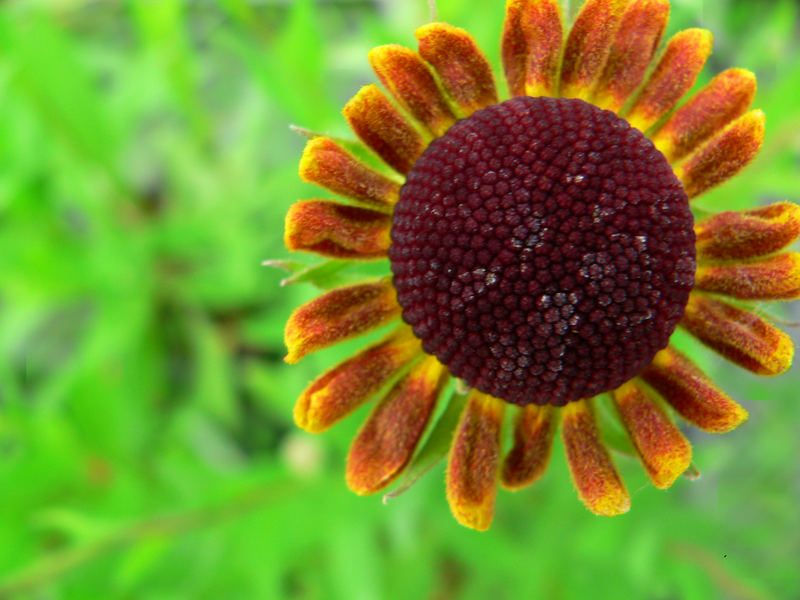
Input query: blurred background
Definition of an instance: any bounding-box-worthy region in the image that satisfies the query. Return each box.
[0,0,799,597]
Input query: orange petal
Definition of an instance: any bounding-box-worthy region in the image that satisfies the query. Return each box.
[641,346,748,433]
[299,137,400,209]
[446,391,505,531]
[500,404,557,490]
[343,84,428,175]
[416,23,498,117]
[652,68,757,162]
[501,0,563,97]
[625,29,713,132]
[695,253,800,300]
[611,381,691,488]
[561,399,630,516]
[695,202,800,261]
[680,293,794,376]
[368,45,457,138]
[592,0,670,112]
[284,278,401,364]
[675,110,765,199]
[294,327,422,433]
[285,200,391,260]
[346,355,448,494]
[559,0,629,101]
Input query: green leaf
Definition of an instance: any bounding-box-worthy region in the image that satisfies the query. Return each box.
[270,259,363,290]
[593,395,636,457]
[383,390,467,502]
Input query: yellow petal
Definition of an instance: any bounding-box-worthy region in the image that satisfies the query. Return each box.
[680,293,793,376]
[612,381,691,489]
[561,399,630,516]
[560,0,630,101]
[652,68,756,162]
[500,404,557,490]
[501,0,563,98]
[625,29,713,132]
[369,44,457,138]
[416,23,498,117]
[285,200,391,260]
[299,137,399,209]
[446,391,505,531]
[346,355,448,494]
[343,84,428,175]
[284,278,401,364]
[675,110,765,199]
[641,346,748,433]
[294,327,421,433]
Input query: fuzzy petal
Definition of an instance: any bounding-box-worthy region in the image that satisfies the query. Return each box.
[343,84,428,175]
[641,346,748,433]
[695,202,800,261]
[369,45,457,137]
[561,399,630,516]
[416,23,498,117]
[346,355,448,494]
[625,29,713,132]
[676,110,766,199]
[612,381,691,488]
[446,391,505,531]
[695,253,800,300]
[652,68,756,162]
[501,0,563,97]
[500,404,557,490]
[294,327,422,433]
[592,0,670,112]
[284,278,401,364]
[285,200,391,260]
[560,0,630,101]
[680,294,794,376]
[299,137,400,209]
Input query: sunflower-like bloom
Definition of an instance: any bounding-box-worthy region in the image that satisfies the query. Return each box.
[281,0,799,530]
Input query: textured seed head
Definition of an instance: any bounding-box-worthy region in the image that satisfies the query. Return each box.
[389,97,696,406]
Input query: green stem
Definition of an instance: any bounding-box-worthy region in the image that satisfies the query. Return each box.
[0,481,296,596]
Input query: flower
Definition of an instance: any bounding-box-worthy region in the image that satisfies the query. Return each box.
[280,0,799,531]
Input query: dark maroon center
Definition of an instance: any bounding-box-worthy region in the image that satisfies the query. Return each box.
[389,96,696,406]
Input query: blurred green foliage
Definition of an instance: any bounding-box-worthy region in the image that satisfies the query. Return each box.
[0,0,798,598]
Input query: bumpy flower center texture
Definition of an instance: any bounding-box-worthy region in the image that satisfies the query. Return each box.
[389,97,696,406]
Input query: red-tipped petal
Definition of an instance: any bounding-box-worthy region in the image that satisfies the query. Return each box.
[560,0,630,101]
[284,278,401,364]
[416,23,498,117]
[294,327,422,433]
[641,346,748,433]
[625,29,713,132]
[695,202,800,261]
[562,400,630,516]
[285,200,391,260]
[593,0,670,112]
[653,68,756,162]
[446,391,505,531]
[343,84,428,175]
[346,355,448,494]
[369,45,457,138]
[612,381,691,489]
[501,0,563,98]
[695,253,800,300]
[680,293,794,376]
[299,137,399,209]
[500,404,557,490]
[676,110,765,199]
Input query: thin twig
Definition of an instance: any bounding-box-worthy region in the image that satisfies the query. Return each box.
[428,0,438,22]
[0,482,295,597]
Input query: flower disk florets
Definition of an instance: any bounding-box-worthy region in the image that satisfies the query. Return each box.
[389,97,696,406]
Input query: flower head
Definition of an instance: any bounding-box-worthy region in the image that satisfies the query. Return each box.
[280,0,799,530]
